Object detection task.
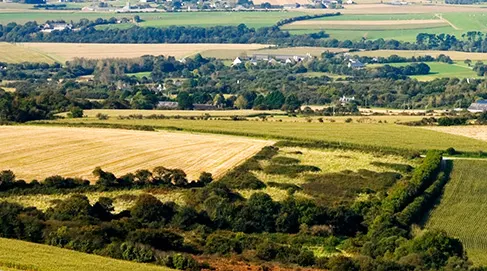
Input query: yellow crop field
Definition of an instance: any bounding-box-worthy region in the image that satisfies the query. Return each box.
[423,126,487,142]
[0,43,56,63]
[0,126,272,182]
[16,43,269,62]
[0,238,174,271]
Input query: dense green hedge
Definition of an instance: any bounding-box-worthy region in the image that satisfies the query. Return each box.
[382,151,443,214]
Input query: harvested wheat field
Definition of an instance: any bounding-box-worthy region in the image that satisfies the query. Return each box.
[423,126,487,142]
[0,126,272,182]
[0,43,56,63]
[17,43,269,62]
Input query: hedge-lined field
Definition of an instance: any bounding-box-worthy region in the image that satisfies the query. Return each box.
[426,160,487,266]
[0,126,271,181]
[0,238,173,271]
[47,117,487,152]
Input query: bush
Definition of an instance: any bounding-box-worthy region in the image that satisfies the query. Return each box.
[171,253,200,271]
[263,164,320,177]
[270,156,300,165]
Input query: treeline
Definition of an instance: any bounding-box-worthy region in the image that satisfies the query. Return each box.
[352,53,453,64]
[274,12,340,27]
[0,167,213,196]
[0,22,328,45]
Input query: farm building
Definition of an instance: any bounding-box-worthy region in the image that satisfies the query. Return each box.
[468,100,487,112]
[348,59,365,69]
[232,57,243,66]
[251,53,312,64]
[40,23,72,33]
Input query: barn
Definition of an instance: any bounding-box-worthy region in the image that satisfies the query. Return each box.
[468,100,487,112]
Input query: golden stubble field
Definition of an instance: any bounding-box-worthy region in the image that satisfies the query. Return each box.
[423,125,487,142]
[14,43,270,62]
[0,126,272,182]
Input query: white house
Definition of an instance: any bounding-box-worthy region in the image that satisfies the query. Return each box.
[232,57,243,66]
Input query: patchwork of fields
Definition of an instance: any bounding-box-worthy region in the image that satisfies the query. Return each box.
[15,43,269,63]
[0,238,173,271]
[50,115,487,152]
[0,126,271,181]
[426,160,487,266]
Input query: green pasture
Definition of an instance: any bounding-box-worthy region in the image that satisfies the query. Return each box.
[368,61,479,80]
[311,13,439,21]
[0,11,305,28]
[426,160,487,266]
[46,116,487,152]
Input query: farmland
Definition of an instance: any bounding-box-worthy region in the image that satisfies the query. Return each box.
[0,11,307,28]
[423,126,487,142]
[15,43,269,63]
[426,160,487,266]
[368,61,479,81]
[47,115,487,152]
[0,237,173,271]
[0,43,56,64]
[353,50,487,61]
[0,125,271,181]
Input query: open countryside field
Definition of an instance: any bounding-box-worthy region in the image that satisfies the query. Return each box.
[369,61,479,80]
[0,126,271,181]
[0,11,307,28]
[423,126,487,142]
[82,109,283,117]
[0,43,56,63]
[285,11,487,42]
[49,116,487,152]
[15,43,269,63]
[426,160,487,266]
[0,238,173,271]
[200,46,348,59]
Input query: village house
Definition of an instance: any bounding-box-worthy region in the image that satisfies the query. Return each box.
[339,95,355,104]
[348,59,366,69]
[468,100,487,112]
[40,23,72,33]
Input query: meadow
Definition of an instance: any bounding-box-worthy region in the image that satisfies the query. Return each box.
[353,49,487,61]
[0,238,174,271]
[0,11,307,28]
[240,146,416,202]
[368,61,479,81]
[423,125,487,142]
[426,160,487,266]
[47,115,487,152]
[82,109,283,117]
[0,125,271,181]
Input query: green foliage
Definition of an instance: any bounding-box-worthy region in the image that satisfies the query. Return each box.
[263,164,321,177]
[270,156,300,165]
[370,162,413,173]
[130,194,175,226]
[67,106,83,118]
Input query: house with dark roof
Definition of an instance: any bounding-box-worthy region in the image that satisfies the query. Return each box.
[468,100,487,112]
[348,59,365,69]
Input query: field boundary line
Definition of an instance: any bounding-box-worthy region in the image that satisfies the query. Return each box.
[436,14,460,30]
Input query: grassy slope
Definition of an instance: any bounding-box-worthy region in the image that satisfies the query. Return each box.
[0,238,173,271]
[48,117,487,152]
[426,160,487,266]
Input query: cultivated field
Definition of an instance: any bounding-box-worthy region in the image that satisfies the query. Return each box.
[426,160,487,266]
[0,126,271,181]
[0,43,56,63]
[423,126,487,142]
[0,11,307,28]
[82,109,283,117]
[49,116,487,152]
[16,43,269,63]
[201,46,348,59]
[0,238,173,271]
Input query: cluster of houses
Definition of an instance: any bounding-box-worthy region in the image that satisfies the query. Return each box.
[232,53,313,66]
[157,101,217,110]
[40,22,73,33]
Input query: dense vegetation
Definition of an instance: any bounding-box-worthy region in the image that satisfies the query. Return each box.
[0,146,481,270]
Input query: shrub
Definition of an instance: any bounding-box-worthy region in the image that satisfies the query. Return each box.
[264,164,320,177]
[270,156,300,165]
[171,253,200,271]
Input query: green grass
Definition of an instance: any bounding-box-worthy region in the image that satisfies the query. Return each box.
[0,237,174,271]
[126,71,152,79]
[0,11,306,28]
[369,61,480,80]
[426,160,487,266]
[45,116,487,152]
